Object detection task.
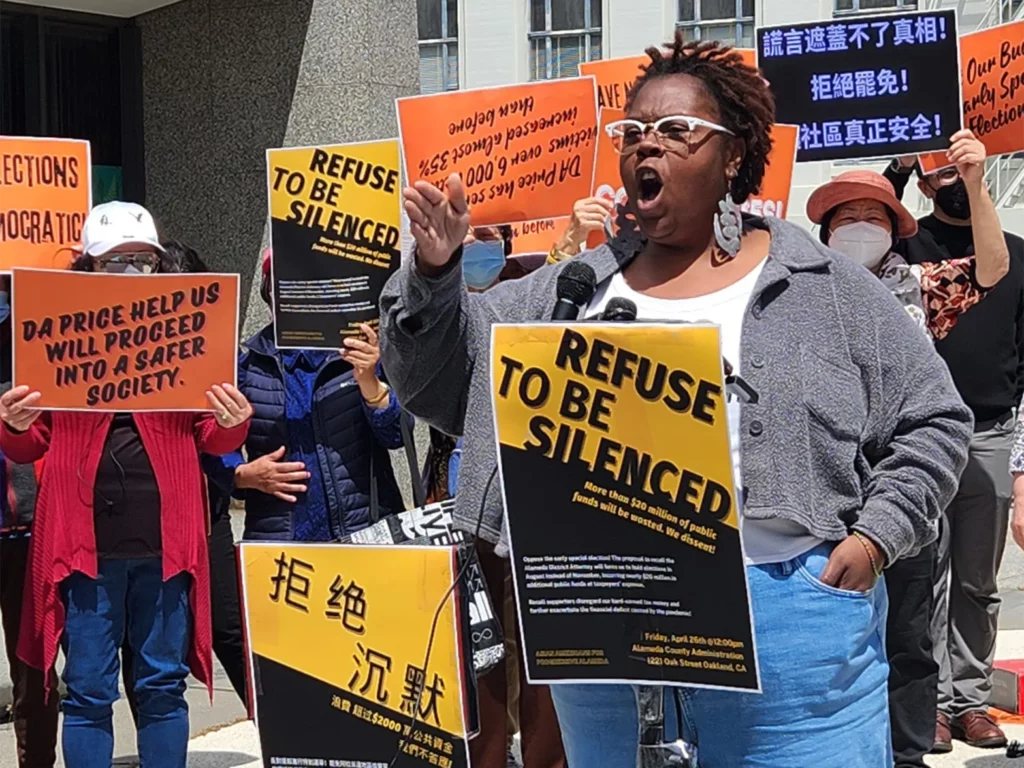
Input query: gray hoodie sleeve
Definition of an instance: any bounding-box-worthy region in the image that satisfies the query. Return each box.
[378,252,549,437]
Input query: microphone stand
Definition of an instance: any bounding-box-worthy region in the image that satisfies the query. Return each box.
[592,309,755,768]
[635,686,696,768]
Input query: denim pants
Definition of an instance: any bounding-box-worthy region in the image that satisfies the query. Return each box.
[60,558,192,768]
[550,544,892,767]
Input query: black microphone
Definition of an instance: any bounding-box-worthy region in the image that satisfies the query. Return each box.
[551,262,597,320]
[600,297,637,322]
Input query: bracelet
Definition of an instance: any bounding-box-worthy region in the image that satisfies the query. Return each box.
[363,384,390,406]
[547,245,575,265]
[852,531,883,577]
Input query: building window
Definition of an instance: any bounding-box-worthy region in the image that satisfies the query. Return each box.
[677,0,755,47]
[418,0,459,94]
[834,0,917,13]
[529,0,602,81]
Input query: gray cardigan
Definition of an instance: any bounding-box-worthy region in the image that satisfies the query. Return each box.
[380,217,973,564]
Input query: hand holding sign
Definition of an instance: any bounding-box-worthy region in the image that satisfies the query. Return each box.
[556,197,614,256]
[236,446,310,503]
[341,323,388,406]
[404,174,471,273]
[206,384,253,429]
[0,386,43,433]
[947,129,987,188]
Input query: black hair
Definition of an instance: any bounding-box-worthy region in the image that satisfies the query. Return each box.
[162,239,208,273]
[627,33,776,203]
[498,225,513,257]
[819,206,900,252]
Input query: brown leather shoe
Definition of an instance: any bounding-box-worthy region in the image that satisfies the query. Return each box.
[952,710,1008,749]
[932,712,953,754]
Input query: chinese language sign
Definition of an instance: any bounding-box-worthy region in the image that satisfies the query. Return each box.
[758,10,962,162]
[240,543,471,768]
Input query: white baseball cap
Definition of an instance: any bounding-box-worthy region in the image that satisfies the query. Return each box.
[81,201,165,256]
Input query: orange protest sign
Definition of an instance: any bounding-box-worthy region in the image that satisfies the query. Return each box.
[742,124,798,219]
[510,217,570,256]
[397,79,599,226]
[0,137,91,270]
[960,21,1024,157]
[917,151,952,175]
[12,269,239,411]
[920,21,1024,174]
[580,49,756,110]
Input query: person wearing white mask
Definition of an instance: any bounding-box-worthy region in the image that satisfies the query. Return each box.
[808,169,1005,342]
[808,168,1006,768]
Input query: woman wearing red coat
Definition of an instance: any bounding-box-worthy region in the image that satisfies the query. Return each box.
[0,202,252,768]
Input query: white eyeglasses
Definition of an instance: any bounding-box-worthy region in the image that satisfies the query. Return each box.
[605,115,736,156]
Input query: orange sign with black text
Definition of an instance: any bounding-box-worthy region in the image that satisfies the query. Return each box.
[0,137,91,270]
[742,124,798,220]
[510,218,571,256]
[397,79,599,225]
[12,269,239,411]
[919,21,1024,174]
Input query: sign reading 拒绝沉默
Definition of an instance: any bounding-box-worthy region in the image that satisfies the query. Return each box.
[240,543,471,768]
[758,9,962,163]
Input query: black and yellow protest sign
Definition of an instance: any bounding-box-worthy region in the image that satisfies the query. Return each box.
[239,543,471,768]
[492,324,758,691]
[267,140,401,349]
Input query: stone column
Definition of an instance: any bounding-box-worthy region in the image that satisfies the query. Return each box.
[243,0,420,335]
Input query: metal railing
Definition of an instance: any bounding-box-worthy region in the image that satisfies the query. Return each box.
[978,0,1024,27]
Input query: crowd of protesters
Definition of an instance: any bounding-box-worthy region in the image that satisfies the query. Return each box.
[1,33,1024,768]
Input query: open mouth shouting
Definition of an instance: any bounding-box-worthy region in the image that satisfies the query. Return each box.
[635,166,665,213]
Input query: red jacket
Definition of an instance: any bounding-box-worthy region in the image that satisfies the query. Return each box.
[0,411,248,695]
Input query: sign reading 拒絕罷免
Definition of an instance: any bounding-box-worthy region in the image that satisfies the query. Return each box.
[758,9,962,163]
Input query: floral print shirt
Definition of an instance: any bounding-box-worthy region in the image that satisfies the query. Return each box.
[876,250,986,342]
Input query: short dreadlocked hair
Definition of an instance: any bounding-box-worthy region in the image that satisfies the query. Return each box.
[626,33,776,203]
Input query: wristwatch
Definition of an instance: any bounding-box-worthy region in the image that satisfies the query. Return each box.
[889,158,915,175]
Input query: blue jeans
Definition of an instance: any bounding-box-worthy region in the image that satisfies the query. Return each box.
[60,559,192,768]
[550,544,891,767]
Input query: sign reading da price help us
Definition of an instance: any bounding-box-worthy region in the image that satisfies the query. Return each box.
[758,9,962,163]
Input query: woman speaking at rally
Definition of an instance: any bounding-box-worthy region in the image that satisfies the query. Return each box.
[0,201,252,768]
[379,35,972,765]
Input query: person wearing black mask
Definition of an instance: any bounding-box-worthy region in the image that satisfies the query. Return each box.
[886,132,1021,753]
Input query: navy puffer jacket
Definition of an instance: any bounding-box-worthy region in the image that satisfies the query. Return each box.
[207,325,406,540]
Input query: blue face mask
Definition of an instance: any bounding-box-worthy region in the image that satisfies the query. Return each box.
[462,240,506,290]
[0,291,8,325]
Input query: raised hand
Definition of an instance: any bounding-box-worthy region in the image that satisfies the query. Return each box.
[403,173,471,273]
[947,129,987,189]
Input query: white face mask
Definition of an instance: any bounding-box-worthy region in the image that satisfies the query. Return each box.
[828,222,891,270]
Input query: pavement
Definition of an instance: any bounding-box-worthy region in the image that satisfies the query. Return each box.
[4,504,1024,766]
